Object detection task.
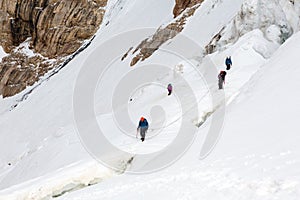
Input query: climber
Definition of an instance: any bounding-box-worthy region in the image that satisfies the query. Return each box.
[137,117,149,142]
[225,56,232,70]
[167,83,173,96]
[218,70,227,89]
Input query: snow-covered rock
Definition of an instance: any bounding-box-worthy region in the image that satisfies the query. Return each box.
[206,0,300,54]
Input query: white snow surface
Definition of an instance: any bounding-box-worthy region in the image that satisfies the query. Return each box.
[58,28,300,200]
[0,46,7,62]
[0,0,299,199]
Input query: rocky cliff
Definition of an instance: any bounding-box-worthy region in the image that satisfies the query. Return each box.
[173,0,202,18]
[0,0,107,97]
[123,0,204,67]
[0,0,204,97]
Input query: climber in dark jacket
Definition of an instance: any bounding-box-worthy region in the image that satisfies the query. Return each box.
[225,56,232,70]
[167,83,173,96]
[218,70,227,89]
[137,117,149,142]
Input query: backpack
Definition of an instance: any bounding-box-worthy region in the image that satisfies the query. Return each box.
[219,71,226,79]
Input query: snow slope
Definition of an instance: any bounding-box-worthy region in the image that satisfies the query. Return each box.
[57,27,300,200]
[0,0,299,199]
[0,0,180,198]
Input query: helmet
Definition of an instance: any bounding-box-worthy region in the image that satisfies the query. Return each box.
[140,117,145,121]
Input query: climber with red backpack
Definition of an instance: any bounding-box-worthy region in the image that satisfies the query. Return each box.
[218,70,227,89]
[137,117,149,142]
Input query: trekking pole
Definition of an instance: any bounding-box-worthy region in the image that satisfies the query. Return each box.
[136,128,138,139]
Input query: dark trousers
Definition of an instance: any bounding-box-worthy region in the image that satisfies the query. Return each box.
[226,64,231,70]
[218,78,224,89]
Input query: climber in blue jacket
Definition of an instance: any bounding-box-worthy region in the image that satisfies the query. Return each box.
[137,117,149,142]
[225,56,232,70]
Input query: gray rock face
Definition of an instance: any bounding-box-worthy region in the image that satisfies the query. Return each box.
[0,0,107,57]
[0,0,107,97]
[173,0,203,18]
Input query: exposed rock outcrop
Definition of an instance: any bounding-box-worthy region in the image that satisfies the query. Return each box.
[173,0,203,18]
[124,0,204,67]
[0,50,61,97]
[0,0,107,97]
[0,0,107,57]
